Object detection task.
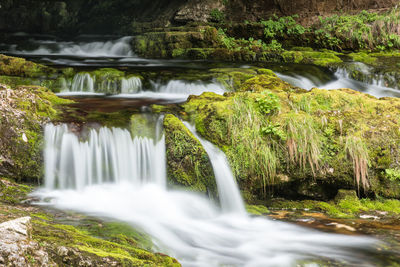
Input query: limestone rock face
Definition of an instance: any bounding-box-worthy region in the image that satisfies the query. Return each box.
[0,217,50,266]
[174,0,225,23]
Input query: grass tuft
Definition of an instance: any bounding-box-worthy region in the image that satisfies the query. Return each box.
[344,135,370,192]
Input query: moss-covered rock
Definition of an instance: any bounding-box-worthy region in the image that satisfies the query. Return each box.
[282,50,343,67]
[182,68,400,201]
[266,192,400,219]
[32,219,180,266]
[0,178,180,266]
[0,84,72,182]
[0,178,33,204]
[0,54,55,78]
[132,26,223,59]
[163,114,217,197]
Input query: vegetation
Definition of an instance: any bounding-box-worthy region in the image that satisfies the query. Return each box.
[0,83,72,182]
[344,135,370,192]
[210,9,225,23]
[314,9,400,51]
[163,114,217,197]
[267,193,400,218]
[183,68,400,201]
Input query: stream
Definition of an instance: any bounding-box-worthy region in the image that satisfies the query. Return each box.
[2,34,400,266]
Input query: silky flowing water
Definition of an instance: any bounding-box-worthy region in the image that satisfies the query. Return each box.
[33,122,380,266]
[3,34,398,266]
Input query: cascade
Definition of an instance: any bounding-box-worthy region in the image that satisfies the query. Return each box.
[69,73,95,92]
[44,124,166,190]
[121,77,143,94]
[8,36,134,57]
[61,76,226,99]
[36,120,377,266]
[277,67,400,98]
[151,80,226,96]
[183,122,246,214]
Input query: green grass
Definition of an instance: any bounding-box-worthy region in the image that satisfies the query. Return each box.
[227,98,279,195]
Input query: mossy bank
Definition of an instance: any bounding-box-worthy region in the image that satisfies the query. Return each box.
[177,68,400,202]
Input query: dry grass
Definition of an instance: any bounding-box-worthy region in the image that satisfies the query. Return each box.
[344,135,370,192]
[285,115,321,177]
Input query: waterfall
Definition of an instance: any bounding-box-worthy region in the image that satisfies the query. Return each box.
[44,124,166,190]
[121,77,143,94]
[183,122,246,214]
[8,36,134,57]
[151,80,226,96]
[277,66,400,98]
[60,77,225,99]
[69,73,95,92]
[36,121,377,266]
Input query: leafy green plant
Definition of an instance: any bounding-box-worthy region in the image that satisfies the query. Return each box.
[260,15,307,39]
[227,98,279,196]
[210,9,225,23]
[314,8,400,51]
[261,123,286,140]
[256,90,281,115]
[217,28,236,49]
[385,168,400,182]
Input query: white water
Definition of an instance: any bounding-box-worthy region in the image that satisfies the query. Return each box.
[8,36,134,58]
[44,124,166,189]
[277,66,400,98]
[184,122,246,214]
[69,73,95,92]
[121,76,143,94]
[151,80,226,95]
[35,122,379,266]
[60,75,226,100]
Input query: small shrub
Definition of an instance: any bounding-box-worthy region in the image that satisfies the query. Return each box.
[385,168,400,182]
[210,9,225,23]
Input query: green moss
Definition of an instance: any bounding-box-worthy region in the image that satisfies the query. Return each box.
[32,220,180,266]
[78,220,153,251]
[0,54,55,78]
[210,68,258,91]
[348,52,378,65]
[0,179,33,204]
[282,50,343,67]
[239,72,292,93]
[130,114,160,139]
[268,194,400,218]
[0,84,72,182]
[246,205,270,216]
[183,68,400,200]
[163,114,217,197]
